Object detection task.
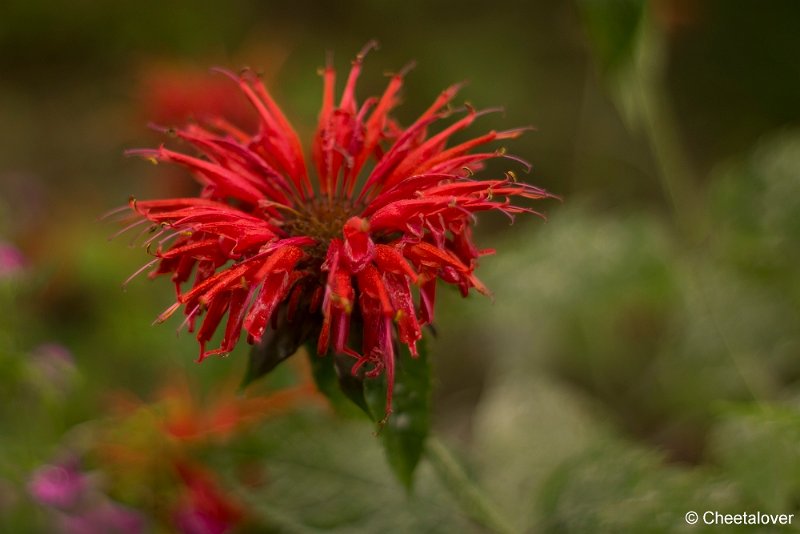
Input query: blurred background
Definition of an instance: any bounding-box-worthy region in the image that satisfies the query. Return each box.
[1,0,800,532]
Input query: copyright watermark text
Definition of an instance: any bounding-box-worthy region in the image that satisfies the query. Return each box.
[685,510,794,526]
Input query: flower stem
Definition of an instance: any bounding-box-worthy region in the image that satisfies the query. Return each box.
[638,73,708,243]
[427,436,517,534]
[631,10,766,404]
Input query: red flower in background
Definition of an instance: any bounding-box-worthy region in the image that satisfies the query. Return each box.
[121,43,555,412]
[139,63,257,130]
[172,462,242,534]
[86,369,317,534]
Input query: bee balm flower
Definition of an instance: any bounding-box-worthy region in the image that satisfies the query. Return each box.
[121,44,554,412]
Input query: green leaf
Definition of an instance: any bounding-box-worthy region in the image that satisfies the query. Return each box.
[240,305,318,389]
[709,405,800,511]
[306,348,370,417]
[538,440,730,532]
[364,337,432,490]
[211,412,475,532]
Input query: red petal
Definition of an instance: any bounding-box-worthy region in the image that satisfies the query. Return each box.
[374,244,417,282]
[342,217,375,272]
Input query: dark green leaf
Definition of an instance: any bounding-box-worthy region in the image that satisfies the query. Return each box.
[306,313,372,417]
[364,337,431,490]
[306,347,370,417]
[240,304,318,389]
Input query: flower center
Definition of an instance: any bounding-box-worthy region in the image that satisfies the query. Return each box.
[282,197,358,255]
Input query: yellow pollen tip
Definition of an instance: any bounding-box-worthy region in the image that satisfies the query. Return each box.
[331,294,353,313]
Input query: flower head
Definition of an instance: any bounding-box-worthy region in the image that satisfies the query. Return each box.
[122,44,554,412]
[172,461,243,534]
[29,456,146,534]
[0,241,26,279]
[29,457,88,510]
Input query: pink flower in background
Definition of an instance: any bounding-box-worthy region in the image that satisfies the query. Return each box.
[0,241,25,279]
[29,457,88,510]
[29,457,145,534]
[57,502,145,534]
[122,43,555,412]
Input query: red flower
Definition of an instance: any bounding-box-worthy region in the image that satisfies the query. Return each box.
[172,462,242,534]
[122,43,554,412]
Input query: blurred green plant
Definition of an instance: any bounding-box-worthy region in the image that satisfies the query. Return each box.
[2,1,800,532]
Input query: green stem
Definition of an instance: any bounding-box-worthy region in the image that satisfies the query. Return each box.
[630,10,766,404]
[638,76,708,243]
[427,436,517,534]
[615,7,707,244]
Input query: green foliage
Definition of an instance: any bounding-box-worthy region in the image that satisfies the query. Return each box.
[710,405,800,512]
[538,440,733,533]
[2,2,800,531]
[576,0,664,132]
[307,348,371,417]
[308,336,433,490]
[437,129,800,530]
[300,324,432,490]
[241,306,318,389]
[364,339,432,490]
[710,132,800,282]
[213,412,472,533]
[576,0,647,75]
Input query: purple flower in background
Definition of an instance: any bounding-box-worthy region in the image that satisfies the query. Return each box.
[32,343,73,364]
[0,241,25,279]
[58,501,145,534]
[29,456,146,534]
[28,457,88,510]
